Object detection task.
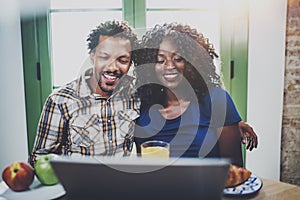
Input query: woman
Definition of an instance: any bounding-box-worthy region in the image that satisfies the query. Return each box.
[134,23,254,166]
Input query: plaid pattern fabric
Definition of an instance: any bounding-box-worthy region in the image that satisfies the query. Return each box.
[29,69,140,165]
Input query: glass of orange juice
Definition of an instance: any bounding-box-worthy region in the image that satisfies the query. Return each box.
[141,140,170,158]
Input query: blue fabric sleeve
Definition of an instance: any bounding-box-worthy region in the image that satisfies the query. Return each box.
[209,87,242,127]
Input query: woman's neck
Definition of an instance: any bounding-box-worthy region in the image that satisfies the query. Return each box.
[159,88,190,120]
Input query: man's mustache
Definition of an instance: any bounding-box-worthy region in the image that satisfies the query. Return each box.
[100,71,123,78]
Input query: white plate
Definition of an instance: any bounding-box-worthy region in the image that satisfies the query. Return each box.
[0,178,65,200]
[223,174,263,196]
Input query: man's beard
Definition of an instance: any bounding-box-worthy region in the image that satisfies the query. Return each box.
[98,79,113,95]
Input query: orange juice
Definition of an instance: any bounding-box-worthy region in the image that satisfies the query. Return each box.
[141,146,170,158]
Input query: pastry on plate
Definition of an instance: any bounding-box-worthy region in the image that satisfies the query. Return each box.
[226,164,252,187]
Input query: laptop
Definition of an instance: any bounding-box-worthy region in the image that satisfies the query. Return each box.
[50,155,230,200]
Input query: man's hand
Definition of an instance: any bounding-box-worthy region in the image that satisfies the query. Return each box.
[238,121,258,151]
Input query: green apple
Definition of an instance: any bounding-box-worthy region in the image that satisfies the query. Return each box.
[34,154,59,185]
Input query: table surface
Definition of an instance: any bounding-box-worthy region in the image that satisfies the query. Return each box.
[54,178,300,200]
[1,178,299,200]
[222,178,300,200]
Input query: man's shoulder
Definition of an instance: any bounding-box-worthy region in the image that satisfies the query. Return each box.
[116,75,139,96]
[49,79,81,104]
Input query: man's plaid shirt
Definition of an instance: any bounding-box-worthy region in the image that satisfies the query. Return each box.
[29,69,140,165]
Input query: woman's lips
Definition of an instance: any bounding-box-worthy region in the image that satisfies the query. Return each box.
[163,73,178,81]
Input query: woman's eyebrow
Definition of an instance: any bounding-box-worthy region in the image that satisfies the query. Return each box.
[157,52,181,57]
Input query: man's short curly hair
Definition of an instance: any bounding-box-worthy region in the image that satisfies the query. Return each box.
[87,20,138,61]
[136,22,222,106]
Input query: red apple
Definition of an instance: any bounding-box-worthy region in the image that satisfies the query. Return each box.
[2,162,34,192]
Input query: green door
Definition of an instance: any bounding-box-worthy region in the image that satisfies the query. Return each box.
[21,11,52,154]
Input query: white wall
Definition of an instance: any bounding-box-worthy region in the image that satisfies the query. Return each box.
[246,0,287,180]
[0,0,29,180]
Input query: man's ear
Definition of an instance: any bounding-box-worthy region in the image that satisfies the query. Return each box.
[90,52,94,65]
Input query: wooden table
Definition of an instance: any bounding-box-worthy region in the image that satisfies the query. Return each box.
[222,178,300,200]
[2,177,299,200]
[53,178,300,200]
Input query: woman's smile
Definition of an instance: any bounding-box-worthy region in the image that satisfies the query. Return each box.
[163,72,179,81]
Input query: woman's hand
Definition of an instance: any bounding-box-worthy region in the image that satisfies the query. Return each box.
[238,121,258,151]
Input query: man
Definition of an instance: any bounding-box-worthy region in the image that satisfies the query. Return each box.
[29,20,140,166]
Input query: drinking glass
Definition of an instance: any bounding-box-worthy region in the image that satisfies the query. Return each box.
[140,140,170,158]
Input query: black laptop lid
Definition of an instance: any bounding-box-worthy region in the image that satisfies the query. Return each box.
[50,156,230,200]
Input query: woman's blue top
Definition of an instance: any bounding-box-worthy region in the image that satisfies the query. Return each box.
[134,87,241,158]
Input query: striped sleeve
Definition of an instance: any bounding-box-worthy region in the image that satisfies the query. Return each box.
[29,96,66,166]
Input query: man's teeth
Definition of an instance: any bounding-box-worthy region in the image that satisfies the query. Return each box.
[103,74,117,80]
[164,74,178,79]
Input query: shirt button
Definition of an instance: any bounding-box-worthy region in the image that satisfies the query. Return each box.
[108,119,111,123]
[109,140,112,143]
